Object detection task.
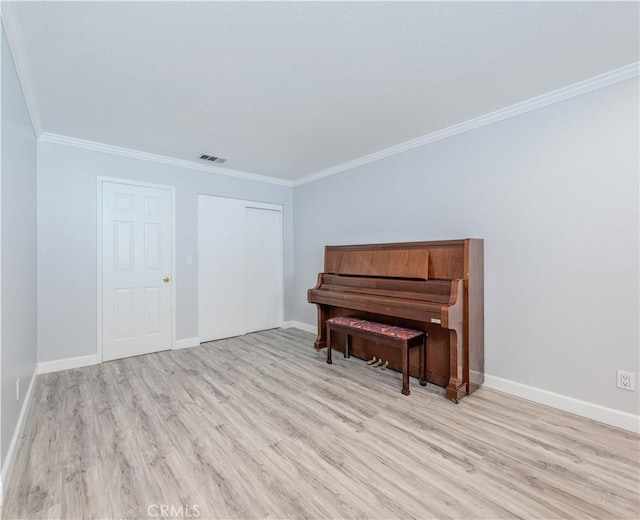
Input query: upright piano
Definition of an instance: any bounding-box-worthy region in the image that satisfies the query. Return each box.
[308,239,484,402]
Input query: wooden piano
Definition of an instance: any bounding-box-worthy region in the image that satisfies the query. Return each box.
[307,239,484,402]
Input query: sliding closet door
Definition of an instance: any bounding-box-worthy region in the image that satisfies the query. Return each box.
[245,206,282,333]
[198,195,282,343]
[198,196,246,341]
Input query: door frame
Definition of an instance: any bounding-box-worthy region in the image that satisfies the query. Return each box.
[97,177,176,363]
[197,194,284,340]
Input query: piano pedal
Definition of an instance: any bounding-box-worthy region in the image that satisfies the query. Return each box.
[366,357,377,365]
[381,360,389,370]
[372,359,383,367]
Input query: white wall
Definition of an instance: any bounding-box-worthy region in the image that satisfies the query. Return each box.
[294,78,639,416]
[37,142,294,363]
[0,25,37,465]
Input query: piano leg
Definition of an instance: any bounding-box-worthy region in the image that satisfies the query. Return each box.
[326,320,332,364]
[446,327,466,403]
[419,334,427,387]
[344,334,350,359]
[314,305,328,351]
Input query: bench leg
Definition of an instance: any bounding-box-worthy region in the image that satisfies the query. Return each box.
[402,342,410,395]
[326,322,333,364]
[419,336,427,386]
[344,333,350,358]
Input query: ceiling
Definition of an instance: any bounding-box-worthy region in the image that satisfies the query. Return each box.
[4,1,639,181]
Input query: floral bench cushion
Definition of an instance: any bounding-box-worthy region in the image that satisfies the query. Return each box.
[326,316,423,341]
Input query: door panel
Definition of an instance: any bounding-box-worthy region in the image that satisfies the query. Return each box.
[246,207,282,333]
[198,196,246,342]
[114,288,134,339]
[114,221,134,269]
[102,181,173,361]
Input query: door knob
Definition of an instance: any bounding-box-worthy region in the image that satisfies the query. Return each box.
[163,276,171,283]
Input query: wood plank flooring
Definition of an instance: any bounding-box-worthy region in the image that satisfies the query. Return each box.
[2,328,638,519]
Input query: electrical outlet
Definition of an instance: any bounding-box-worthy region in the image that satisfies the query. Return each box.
[617,370,635,391]
[16,377,20,400]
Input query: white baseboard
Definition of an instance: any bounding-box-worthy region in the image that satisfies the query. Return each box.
[282,321,317,334]
[174,337,201,350]
[484,374,639,433]
[37,354,98,375]
[1,366,37,506]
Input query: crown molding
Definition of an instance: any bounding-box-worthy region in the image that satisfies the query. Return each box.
[293,61,640,187]
[1,3,42,137]
[39,133,295,187]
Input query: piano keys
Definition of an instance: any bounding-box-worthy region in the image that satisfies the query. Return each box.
[308,239,484,402]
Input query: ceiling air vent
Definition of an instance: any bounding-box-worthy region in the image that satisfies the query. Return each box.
[199,154,227,164]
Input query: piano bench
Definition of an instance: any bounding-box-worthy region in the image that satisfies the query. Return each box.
[325,316,427,396]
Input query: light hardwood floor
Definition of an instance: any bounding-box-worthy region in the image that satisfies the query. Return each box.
[2,328,638,519]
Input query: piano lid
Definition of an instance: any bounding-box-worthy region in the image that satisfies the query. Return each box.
[325,248,429,280]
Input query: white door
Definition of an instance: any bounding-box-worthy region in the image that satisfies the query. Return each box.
[198,196,246,341]
[102,181,173,361]
[245,206,282,333]
[198,196,282,342]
